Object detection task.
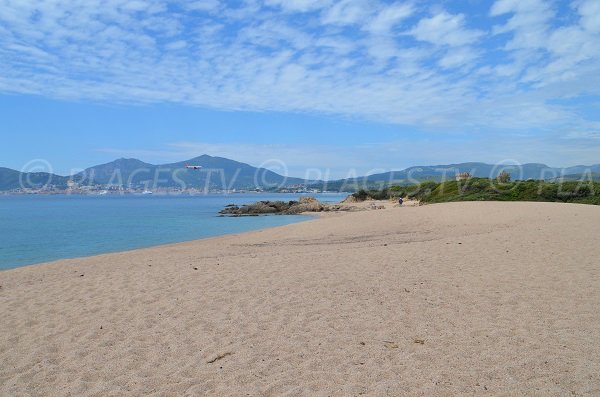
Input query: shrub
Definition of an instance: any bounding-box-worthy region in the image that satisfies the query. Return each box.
[496,171,511,183]
[352,189,369,201]
[354,179,600,206]
[368,188,389,200]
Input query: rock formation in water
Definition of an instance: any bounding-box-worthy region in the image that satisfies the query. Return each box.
[219,197,354,216]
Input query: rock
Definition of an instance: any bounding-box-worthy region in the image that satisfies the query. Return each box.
[341,195,360,203]
[298,196,318,204]
[220,197,355,216]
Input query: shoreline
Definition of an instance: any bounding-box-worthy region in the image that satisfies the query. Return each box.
[0,196,409,272]
[2,201,599,395]
[0,192,350,271]
[0,213,320,273]
[0,195,383,272]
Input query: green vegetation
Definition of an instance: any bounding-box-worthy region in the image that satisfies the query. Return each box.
[352,178,600,205]
[0,167,69,191]
[496,171,511,183]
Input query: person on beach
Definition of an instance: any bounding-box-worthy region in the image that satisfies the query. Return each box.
[398,198,404,206]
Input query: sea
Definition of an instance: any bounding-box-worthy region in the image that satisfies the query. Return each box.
[0,193,347,270]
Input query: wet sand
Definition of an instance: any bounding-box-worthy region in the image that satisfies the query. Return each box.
[1,201,599,396]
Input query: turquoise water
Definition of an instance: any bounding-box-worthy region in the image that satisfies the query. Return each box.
[0,193,346,270]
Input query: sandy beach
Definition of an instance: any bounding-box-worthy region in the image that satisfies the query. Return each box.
[1,201,599,396]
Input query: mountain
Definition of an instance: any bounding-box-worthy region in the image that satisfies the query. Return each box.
[160,155,307,189]
[73,158,157,186]
[72,155,308,190]
[0,167,68,191]
[304,162,600,191]
[555,172,600,182]
[2,158,600,192]
[340,163,600,184]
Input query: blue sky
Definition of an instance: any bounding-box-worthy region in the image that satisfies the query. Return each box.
[1,0,599,178]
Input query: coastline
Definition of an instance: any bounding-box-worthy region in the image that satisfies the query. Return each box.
[0,193,349,271]
[0,214,317,272]
[0,196,401,271]
[1,201,599,395]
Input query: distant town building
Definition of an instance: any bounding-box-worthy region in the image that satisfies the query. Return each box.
[456,172,472,181]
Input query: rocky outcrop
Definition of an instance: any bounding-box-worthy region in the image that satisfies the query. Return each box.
[219,197,355,216]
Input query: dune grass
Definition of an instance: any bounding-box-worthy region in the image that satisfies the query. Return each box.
[352,178,600,205]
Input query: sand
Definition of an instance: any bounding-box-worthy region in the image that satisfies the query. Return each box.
[1,201,599,396]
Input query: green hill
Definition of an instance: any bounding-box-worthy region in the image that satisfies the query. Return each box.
[354,178,600,205]
[0,167,68,191]
[318,163,600,190]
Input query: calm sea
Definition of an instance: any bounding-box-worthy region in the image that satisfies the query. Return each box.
[0,193,346,270]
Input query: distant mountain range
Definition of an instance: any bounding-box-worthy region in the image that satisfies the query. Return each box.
[345,162,600,183]
[556,173,600,182]
[72,155,309,189]
[1,157,599,192]
[0,155,308,191]
[312,162,600,190]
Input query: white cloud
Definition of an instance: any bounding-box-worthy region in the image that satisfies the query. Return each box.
[264,0,330,13]
[409,12,484,46]
[364,3,414,34]
[438,46,479,69]
[0,0,597,153]
[490,0,541,15]
[488,0,600,89]
[165,40,187,50]
[577,0,600,34]
[184,0,221,12]
[320,0,370,26]
[490,0,553,50]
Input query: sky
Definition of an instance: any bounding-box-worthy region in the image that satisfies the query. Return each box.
[1,0,599,179]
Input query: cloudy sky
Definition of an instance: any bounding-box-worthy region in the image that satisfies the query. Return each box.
[1,0,599,178]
